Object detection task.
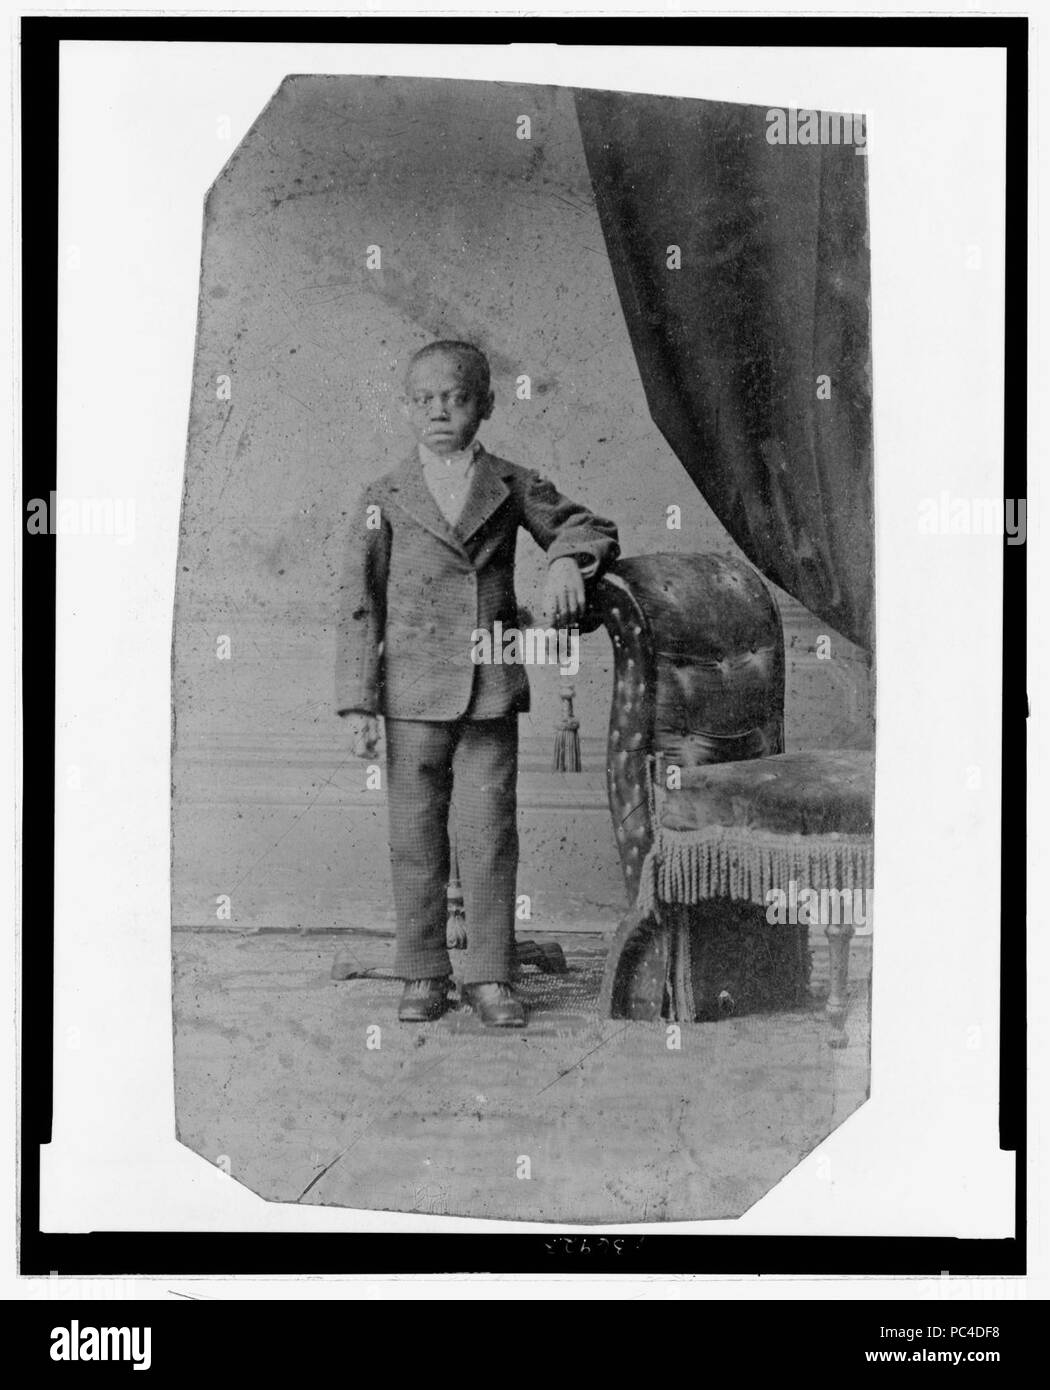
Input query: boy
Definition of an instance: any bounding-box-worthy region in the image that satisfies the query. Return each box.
[335,341,619,1026]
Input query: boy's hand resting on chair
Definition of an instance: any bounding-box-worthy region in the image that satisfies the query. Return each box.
[541,556,586,626]
[344,713,380,758]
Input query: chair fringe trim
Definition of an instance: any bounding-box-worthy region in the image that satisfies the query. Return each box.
[637,826,874,919]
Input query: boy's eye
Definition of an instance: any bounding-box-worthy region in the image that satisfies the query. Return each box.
[411,391,471,408]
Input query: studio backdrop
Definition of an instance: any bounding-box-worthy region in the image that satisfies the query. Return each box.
[172,75,873,935]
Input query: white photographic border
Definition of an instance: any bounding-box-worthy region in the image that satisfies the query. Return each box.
[9,8,1036,1294]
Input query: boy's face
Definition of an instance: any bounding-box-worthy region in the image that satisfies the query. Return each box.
[404,352,494,456]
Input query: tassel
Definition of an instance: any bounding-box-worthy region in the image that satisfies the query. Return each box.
[552,678,581,772]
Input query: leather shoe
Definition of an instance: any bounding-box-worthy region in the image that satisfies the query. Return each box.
[398,978,451,1023]
[462,981,526,1028]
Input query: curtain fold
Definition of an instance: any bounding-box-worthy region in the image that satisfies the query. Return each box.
[574,90,873,651]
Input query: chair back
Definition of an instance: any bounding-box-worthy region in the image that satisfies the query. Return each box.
[595,553,785,902]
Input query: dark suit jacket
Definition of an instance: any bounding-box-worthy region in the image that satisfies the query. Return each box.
[335,447,619,720]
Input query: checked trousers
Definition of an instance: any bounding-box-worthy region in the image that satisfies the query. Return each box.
[384,716,519,985]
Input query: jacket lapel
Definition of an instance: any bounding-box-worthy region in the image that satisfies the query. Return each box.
[454,448,511,543]
[386,453,468,557]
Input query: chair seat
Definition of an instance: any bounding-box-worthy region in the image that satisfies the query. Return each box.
[638,749,875,917]
[660,749,874,838]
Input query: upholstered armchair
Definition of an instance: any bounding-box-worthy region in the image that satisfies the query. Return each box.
[592,554,874,1041]
[593,554,786,903]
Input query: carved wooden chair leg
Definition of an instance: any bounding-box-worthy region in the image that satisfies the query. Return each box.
[796,924,812,1005]
[824,921,855,1048]
[446,825,467,950]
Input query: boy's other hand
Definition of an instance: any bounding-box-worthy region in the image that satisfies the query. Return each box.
[541,556,586,626]
[344,714,380,758]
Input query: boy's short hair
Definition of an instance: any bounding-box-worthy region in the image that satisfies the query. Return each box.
[406,340,491,397]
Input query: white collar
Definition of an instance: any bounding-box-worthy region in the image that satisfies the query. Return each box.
[418,438,481,469]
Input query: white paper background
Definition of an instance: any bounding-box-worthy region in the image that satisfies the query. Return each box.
[33,30,1021,1255]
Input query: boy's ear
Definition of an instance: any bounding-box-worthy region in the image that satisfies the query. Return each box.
[480,390,495,421]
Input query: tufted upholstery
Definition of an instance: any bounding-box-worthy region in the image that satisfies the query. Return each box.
[593,553,785,906]
[592,562,873,1037]
[662,750,874,838]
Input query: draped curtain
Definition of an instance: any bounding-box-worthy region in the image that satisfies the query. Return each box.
[574,90,874,651]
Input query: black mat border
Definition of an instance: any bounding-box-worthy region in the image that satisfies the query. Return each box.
[20,13,1027,1278]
